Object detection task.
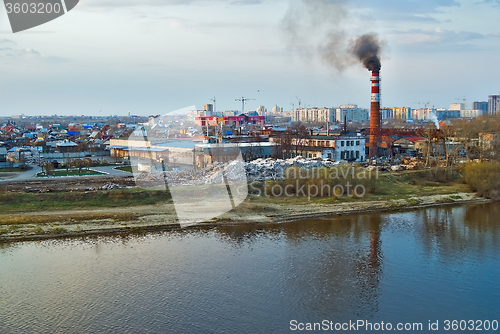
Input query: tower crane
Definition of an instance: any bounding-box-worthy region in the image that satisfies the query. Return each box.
[295,95,302,109]
[455,96,467,109]
[210,96,216,115]
[235,97,255,114]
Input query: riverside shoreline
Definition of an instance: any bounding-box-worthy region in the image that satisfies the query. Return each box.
[0,192,491,243]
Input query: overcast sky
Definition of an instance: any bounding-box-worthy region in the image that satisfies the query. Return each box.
[0,0,499,116]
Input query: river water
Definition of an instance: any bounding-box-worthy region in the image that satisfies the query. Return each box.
[1,203,499,333]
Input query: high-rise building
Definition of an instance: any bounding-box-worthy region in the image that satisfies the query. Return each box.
[391,107,412,121]
[411,108,436,121]
[380,108,393,120]
[472,101,488,112]
[256,106,267,116]
[272,105,283,115]
[292,108,335,123]
[488,95,500,115]
[204,104,214,116]
[335,105,369,123]
[449,103,465,111]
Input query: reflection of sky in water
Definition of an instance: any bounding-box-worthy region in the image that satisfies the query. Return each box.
[0,203,499,333]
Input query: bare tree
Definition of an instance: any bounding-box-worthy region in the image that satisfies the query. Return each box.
[417,126,437,168]
[83,158,93,171]
[73,159,84,175]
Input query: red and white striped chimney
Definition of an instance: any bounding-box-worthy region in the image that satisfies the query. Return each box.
[369,71,381,158]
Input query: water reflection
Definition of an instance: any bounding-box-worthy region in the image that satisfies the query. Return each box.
[213,214,385,320]
[419,204,499,260]
[0,203,498,333]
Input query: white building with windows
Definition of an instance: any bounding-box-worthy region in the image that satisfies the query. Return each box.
[335,105,369,123]
[291,108,335,123]
[334,136,366,161]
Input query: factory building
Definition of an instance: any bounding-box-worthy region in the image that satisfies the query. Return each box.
[194,115,265,127]
[269,133,366,162]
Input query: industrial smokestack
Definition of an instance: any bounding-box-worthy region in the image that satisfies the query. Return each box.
[369,71,381,158]
[348,34,383,158]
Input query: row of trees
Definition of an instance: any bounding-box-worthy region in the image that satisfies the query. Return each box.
[416,115,500,180]
[418,116,500,165]
[272,124,310,159]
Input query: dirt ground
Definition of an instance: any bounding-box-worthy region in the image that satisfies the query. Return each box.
[0,175,137,193]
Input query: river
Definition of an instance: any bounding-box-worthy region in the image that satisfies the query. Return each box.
[1,203,499,333]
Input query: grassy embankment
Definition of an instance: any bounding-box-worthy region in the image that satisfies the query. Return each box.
[0,188,171,215]
[0,168,468,215]
[0,165,485,237]
[247,167,468,205]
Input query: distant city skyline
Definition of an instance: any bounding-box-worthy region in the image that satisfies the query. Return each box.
[1,0,499,116]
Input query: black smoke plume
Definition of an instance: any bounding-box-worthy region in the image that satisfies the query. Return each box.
[282,0,385,73]
[349,34,382,72]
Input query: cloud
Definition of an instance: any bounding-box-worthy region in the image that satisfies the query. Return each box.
[391,28,484,45]
[476,0,500,6]
[0,39,17,45]
[387,28,489,52]
[350,0,460,14]
[0,46,69,63]
[80,0,264,11]
[337,0,461,23]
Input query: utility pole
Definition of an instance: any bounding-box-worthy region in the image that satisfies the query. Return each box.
[235,97,255,114]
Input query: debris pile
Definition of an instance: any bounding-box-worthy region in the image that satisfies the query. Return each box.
[245,156,340,181]
[135,157,344,187]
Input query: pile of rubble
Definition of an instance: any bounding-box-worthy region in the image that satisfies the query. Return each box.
[245,156,341,181]
[134,157,344,187]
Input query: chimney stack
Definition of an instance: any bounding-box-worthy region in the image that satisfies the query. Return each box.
[369,71,381,158]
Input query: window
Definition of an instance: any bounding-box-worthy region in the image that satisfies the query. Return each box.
[356,141,360,146]
[347,141,350,146]
[356,151,360,159]
[351,141,354,146]
[341,141,344,146]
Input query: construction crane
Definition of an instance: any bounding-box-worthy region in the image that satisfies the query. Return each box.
[235,97,255,114]
[210,96,216,115]
[455,96,467,109]
[295,95,302,109]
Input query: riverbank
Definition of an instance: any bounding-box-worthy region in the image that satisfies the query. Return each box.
[0,191,492,243]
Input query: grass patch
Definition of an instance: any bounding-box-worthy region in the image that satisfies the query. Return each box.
[0,167,24,173]
[0,212,141,226]
[50,227,67,234]
[247,169,468,204]
[0,188,172,215]
[34,227,45,234]
[37,169,105,177]
[115,166,135,173]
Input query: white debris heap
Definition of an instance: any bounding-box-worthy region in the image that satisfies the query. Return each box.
[134,157,344,187]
